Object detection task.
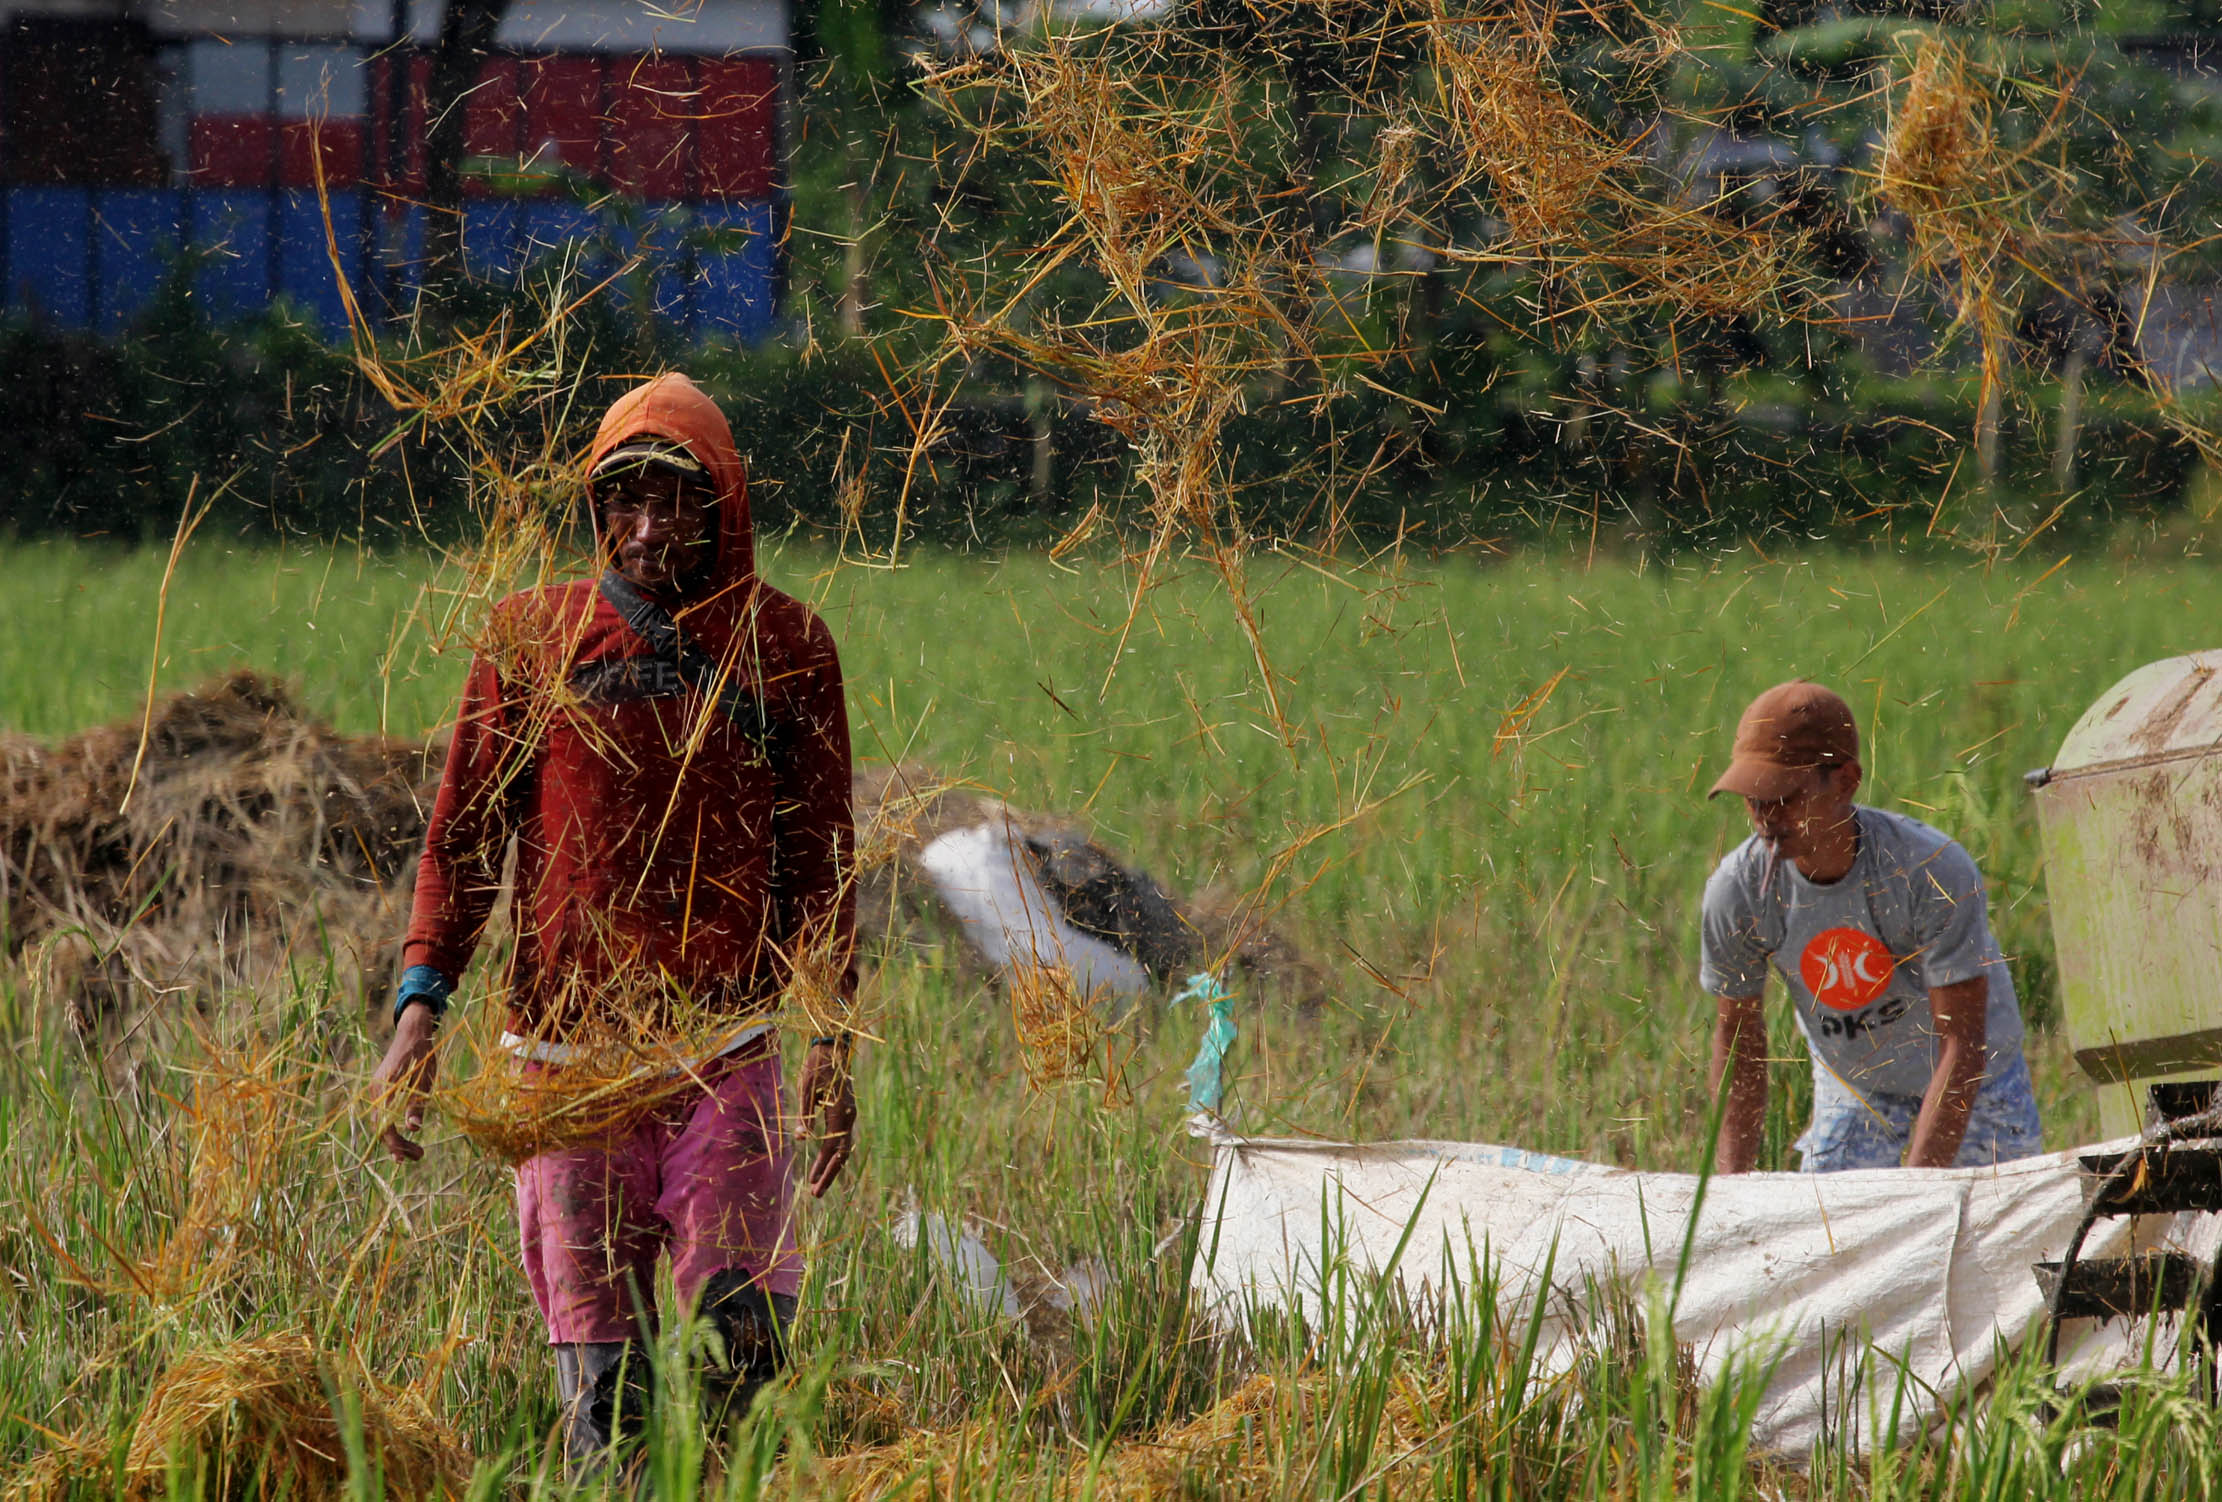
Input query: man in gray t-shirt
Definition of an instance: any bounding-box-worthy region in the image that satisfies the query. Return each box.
[1700,681,2042,1173]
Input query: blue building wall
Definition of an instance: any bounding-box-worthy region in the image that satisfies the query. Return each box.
[0,187,780,341]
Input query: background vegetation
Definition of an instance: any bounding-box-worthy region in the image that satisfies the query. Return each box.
[5,0,2222,1491]
[5,539,2222,1494]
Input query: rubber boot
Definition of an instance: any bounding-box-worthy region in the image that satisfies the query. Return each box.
[697,1270,796,1433]
[554,1340,650,1472]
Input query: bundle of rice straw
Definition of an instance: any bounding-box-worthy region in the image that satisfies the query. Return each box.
[430,961,804,1162]
[1875,32,2044,448]
[6,1333,469,1501]
[1007,960,1107,1090]
[130,1042,304,1301]
[423,893,875,1160]
[810,1375,1290,1497]
[434,1014,763,1164]
[1878,36,2012,277]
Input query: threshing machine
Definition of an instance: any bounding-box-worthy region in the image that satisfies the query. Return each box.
[2030,651,2222,1388]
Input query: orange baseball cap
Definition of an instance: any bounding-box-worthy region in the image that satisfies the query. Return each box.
[1709,681,1859,800]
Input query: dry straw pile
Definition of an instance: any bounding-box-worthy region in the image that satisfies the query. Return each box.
[7,1333,472,1502]
[808,1364,1595,1497]
[0,671,435,1037]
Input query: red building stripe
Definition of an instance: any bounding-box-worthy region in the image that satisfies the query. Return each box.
[605,53,696,200]
[522,54,604,185]
[278,118,364,188]
[695,56,776,200]
[461,54,523,195]
[188,115,276,188]
[360,50,776,203]
[366,52,431,194]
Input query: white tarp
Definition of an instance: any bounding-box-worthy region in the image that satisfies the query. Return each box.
[918,821,1150,997]
[1194,1129,2214,1455]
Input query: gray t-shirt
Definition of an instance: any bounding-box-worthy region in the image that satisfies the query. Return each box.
[1699,805,2026,1098]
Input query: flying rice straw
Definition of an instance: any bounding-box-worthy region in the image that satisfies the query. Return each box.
[911,0,1816,750]
[1006,957,1104,1091]
[996,830,1131,1094]
[119,482,215,816]
[1875,36,2042,482]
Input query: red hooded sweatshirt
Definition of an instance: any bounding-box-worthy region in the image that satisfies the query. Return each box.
[403,374,854,1038]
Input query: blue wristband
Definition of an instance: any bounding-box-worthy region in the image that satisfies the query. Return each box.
[394,965,455,1025]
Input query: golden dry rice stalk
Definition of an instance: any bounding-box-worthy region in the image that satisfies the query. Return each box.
[1427,11,1622,249]
[433,1007,762,1164]
[808,1417,1014,1498]
[774,907,870,1047]
[321,253,619,707]
[1006,960,1108,1091]
[5,1333,469,1502]
[21,1034,321,1305]
[1878,38,2019,300]
[1080,1373,1291,1498]
[426,926,867,1162]
[126,1041,307,1301]
[1875,35,2063,452]
[808,1372,1459,1497]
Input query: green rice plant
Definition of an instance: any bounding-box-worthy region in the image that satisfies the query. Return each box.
[5,538,2222,1495]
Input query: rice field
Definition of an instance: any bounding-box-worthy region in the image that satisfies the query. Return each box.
[5,534,2222,1498]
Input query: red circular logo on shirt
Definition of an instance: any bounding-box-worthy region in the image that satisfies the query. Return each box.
[1799,927,1896,1011]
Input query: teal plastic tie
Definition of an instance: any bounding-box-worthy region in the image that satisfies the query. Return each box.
[1174,971,1236,1115]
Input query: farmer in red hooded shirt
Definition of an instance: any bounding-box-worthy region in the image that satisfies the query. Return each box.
[369,373,857,1465]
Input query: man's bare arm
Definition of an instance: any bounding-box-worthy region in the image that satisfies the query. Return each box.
[370,1003,440,1163]
[798,1038,855,1198]
[1907,975,1987,1168]
[1710,992,1768,1174]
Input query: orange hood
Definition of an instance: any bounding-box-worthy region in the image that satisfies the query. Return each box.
[584,373,753,588]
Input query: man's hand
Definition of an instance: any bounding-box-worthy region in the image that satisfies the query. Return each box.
[369,1004,440,1163]
[797,1039,856,1198]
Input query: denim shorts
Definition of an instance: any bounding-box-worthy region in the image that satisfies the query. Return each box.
[1796,1050,2044,1173]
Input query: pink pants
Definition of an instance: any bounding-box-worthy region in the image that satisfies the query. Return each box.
[516,1049,802,1344]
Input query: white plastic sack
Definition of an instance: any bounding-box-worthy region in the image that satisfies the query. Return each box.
[1194,1128,2214,1455]
[918,820,1150,997]
[893,1209,1023,1320]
